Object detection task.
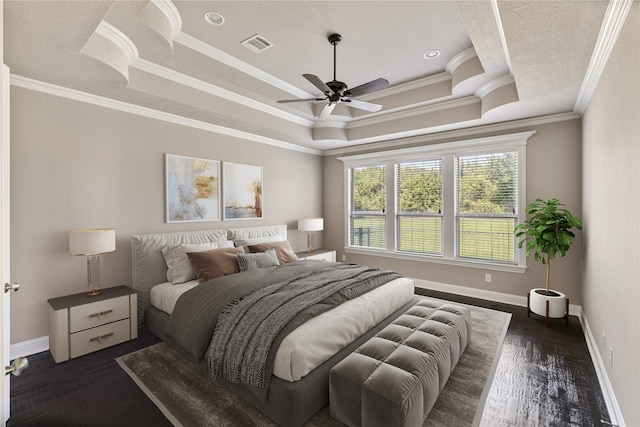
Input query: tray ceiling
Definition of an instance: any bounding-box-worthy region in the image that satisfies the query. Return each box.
[3,1,611,152]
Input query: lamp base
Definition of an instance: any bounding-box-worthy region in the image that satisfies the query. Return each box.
[307,231,316,253]
[87,255,102,297]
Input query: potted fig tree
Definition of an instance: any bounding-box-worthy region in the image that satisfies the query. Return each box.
[515,198,582,325]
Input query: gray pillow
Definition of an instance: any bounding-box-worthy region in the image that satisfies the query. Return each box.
[237,247,279,271]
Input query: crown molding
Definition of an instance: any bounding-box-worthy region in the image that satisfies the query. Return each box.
[476,74,515,98]
[574,0,633,114]
[95,21,139,62]
[10,75,322,156]
[365,72,452,100]
[337,130,534,165]
[491,0,514,75]
[445,47,478,75]
[131,59,313,127]
[323,111,580,157]
[152,0,182,36]
[348,96,479,129]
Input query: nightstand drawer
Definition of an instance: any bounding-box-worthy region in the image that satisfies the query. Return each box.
[69,295,129,332]
[70,319,130,358]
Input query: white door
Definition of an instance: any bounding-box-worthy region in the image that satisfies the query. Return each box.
[1,62,11,423]
[1,62,24,423]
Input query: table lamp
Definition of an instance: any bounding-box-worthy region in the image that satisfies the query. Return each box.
[298,218,323,253]
[69,228,116,296]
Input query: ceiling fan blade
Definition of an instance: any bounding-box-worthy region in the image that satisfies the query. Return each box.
[347,78,389,98]
[344,98,383,113]
[277,98,325,104]
[303,74,332,95]
[318,103,337,118]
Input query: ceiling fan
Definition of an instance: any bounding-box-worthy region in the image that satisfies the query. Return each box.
[278,33,389,118]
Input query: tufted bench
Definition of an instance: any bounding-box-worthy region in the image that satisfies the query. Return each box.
[329,299,472,427]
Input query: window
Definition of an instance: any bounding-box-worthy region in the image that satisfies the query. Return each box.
[339,131,533,271]
[396,159,442,255]
[456,152,518,263]
[349,165,386,249]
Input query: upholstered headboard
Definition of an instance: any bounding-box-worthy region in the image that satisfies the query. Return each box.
[131,225,288,323]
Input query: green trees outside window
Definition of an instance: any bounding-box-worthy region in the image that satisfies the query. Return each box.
[349,150,519,264]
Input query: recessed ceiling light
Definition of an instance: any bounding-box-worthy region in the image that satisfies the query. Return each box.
[424,50,441,59]
[204,12,225,26]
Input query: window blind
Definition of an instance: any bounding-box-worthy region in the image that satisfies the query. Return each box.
[396,159,443,255]
[349,165,386,249]
[455,151,518,262]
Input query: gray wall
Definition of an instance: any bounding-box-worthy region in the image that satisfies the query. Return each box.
[323,119,583,305]
[9,87,323,343]
[582,3,639,425]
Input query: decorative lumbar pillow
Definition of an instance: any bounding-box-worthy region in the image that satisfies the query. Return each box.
[162,241,235,284]
[186,247,245,283]
[237,248,280,272]
[247,240,299,264]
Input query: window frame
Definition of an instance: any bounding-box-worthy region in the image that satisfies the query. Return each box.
[339,131,534,273]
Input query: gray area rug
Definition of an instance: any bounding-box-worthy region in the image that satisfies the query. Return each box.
[117,298,511,427]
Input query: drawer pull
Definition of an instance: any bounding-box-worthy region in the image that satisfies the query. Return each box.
[89,309,113,320]
[89,332,113,344]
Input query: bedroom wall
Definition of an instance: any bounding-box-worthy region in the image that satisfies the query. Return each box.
[323,118,583,306]
[582,2,639,425]
[9,87,323,344]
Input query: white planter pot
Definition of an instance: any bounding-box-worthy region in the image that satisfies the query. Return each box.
[529,288,567,318]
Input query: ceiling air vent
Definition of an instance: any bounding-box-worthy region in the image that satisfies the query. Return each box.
[241,34,273,53]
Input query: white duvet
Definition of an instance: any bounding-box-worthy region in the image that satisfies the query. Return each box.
[150,276,414,382]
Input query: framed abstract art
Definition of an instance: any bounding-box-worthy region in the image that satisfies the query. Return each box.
[166,154,220,223]
[223,162,263,220]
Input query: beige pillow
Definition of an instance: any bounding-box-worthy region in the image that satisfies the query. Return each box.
[187,247,245,283]
[248,240,299,264]
[162,241,234,284]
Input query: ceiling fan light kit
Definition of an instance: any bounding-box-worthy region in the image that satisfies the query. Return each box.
[278,33,389,118]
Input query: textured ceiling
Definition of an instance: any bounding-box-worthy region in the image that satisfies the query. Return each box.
[3,1,611,152]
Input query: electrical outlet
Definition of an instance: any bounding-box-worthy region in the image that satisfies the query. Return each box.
[484,273,492,283]
[341,254,346,262]
[609,346,614,368]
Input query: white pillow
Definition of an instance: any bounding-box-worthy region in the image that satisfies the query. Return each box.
[162,241,234,284]
[233,235,286,247]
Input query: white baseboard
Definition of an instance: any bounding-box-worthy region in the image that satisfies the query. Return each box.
[580,314,625,427]
[413,278,624,426]
[10,336,48,360]
[412,278,582,317]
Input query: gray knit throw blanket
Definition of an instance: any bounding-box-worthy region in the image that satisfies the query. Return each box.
[207,262,401,392]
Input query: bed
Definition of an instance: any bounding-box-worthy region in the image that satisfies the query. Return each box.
[131,225,416,427]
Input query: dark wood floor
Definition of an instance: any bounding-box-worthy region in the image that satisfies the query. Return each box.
[8,290,610,427]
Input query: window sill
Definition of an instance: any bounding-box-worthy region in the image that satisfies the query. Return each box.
[344,247,527,273]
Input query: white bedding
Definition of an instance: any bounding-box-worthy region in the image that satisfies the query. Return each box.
[150,280,199,315]
[273,277,414,381]
[150,276,414,382]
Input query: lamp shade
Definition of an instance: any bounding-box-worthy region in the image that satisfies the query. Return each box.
[69,228,116,255]
[298,218,323,232]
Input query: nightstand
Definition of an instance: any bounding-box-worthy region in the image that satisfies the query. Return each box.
[296,249,336,262]
[48,285,138,363]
